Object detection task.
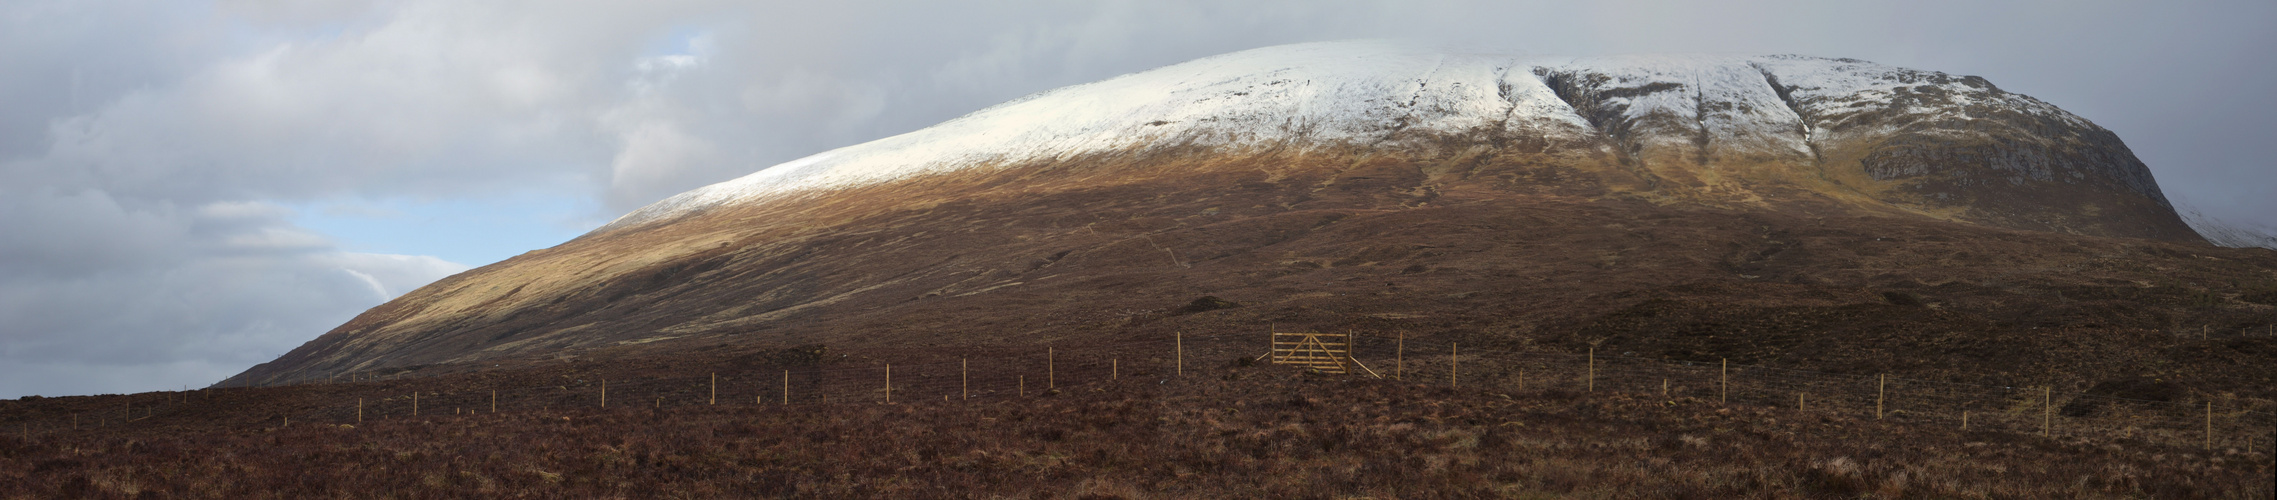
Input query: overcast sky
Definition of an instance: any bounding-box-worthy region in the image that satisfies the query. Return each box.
[3,0,2271,398]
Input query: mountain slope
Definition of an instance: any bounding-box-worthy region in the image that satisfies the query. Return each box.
[226,42,2268,398]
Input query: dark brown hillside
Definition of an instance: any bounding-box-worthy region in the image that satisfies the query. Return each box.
[229,144,2277,410]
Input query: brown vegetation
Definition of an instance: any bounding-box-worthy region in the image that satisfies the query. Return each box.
[3,360,2268,498]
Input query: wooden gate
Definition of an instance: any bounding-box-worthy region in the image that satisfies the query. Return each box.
[1270,332,1351,374]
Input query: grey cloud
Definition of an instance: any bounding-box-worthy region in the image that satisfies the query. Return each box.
[0,1,233,161]
[0,189,188,279]
[0,191,465,398]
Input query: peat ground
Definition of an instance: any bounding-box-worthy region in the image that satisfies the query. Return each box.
[3,361,2270,498]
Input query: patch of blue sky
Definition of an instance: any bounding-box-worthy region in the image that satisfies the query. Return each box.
[642,24,709,57]
[287,192,605,267]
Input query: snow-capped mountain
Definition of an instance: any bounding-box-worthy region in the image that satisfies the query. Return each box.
[223,41,2230,387]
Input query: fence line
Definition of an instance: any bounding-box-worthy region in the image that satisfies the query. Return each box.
[1355,335,2273,452]
[2,333,2269,454]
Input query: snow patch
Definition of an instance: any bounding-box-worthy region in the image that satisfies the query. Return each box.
[599,41,2097,232]
[2180,206,2277,249]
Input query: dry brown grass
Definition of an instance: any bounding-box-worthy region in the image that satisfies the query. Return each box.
[4,362,2267,499]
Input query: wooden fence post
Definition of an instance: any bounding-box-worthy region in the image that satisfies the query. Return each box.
[1176,332,1184,377]
[601,380,608,409]
[1961,410,1968,430]
[1662,378,1669,397]
[1720,358,1728,404]
[413,392,419,417]
[1798,392,1805,412]
[885,364,893,404]
[491,390,497,414]
[1048,347,1055,389]
[1396,331,1404,381]
[358,398,363,423]
[1019,375,1026,397]
[1587,348,1595,393]
[711,372,717,406]
[962,358,970,400]
[1877,374,1886,420]
[2206,401,2214,450]
[1518,368,1525,389]
[1112,358,1118,380]
[1450,342,1458,388]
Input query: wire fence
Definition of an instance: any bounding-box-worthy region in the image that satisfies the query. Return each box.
[1338,333,2274,453]
[5,332,2270,454]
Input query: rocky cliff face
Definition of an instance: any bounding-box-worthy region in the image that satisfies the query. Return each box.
[224,42,2232,387]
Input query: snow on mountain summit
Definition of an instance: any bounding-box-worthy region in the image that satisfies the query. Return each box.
[601,41,2095,232]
